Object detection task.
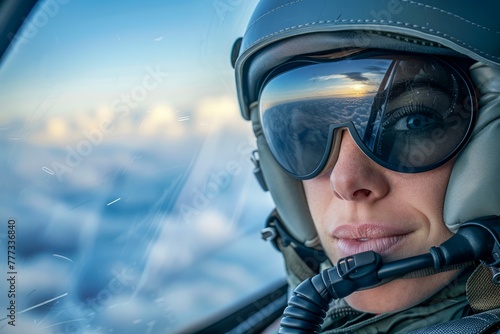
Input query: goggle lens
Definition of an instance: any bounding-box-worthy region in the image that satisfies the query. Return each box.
[259,55,476,179]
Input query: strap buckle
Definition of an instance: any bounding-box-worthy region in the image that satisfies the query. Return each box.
[261,226,277,242]
[251,150,268,191]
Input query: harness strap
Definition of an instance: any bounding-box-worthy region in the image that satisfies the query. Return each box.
[467,264,500,313]
[407,308,500,334]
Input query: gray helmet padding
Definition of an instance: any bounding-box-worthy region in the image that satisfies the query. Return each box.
[251,105,320,247]
[444,63,500,231]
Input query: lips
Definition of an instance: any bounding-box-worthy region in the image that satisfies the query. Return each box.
[331,224,411,258]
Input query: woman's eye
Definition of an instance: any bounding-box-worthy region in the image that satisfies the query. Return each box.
[393,113,441,131]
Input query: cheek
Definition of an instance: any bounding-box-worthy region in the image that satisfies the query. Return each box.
[399,162,454,219]
[302,175,341,250]
[388,162,456,251]
[302,176,331,223]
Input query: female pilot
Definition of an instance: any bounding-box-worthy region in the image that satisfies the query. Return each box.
[232,0,500,333]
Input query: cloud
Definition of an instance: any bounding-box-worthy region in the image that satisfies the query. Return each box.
[15,255,72,310]
[45,117,70,139]
[343,72,370,82]
[1,94,277,334]
[314,73,345,81]
[138,104,185,138]
[24,94,249,145]
[314,72,370,83]
[194,95,248,134]
[192,209,235,241]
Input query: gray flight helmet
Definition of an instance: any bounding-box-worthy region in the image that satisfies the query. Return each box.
[233,0,500,249]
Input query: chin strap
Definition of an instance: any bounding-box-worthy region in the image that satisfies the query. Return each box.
[261,210,329,282]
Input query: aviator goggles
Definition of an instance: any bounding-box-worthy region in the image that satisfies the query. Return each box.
[258,53,477,179]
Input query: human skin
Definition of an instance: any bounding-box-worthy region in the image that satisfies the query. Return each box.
[302,130,460,313]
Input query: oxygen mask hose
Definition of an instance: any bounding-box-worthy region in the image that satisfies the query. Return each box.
[278,216,500,334]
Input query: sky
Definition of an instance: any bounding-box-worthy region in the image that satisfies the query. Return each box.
[0,0,258,115]
[0,1,288,333]
[261,59,392,108]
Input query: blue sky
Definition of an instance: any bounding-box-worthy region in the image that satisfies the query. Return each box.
[0,0,258,115]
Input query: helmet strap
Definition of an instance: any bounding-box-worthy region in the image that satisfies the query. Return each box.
[261,210,328,282]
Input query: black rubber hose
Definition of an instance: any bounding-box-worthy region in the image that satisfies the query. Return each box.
[279,271,333,334]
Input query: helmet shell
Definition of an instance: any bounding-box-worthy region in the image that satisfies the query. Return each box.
[236,0,500,119]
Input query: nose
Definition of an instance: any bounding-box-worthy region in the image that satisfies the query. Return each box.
[330,130,390,201]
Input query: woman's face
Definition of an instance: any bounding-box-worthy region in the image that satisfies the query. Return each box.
[302,130,459,313]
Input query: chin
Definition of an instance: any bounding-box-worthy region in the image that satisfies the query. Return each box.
[344,270,461,314]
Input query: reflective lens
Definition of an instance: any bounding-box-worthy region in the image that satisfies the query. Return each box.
[259,54,476,179]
